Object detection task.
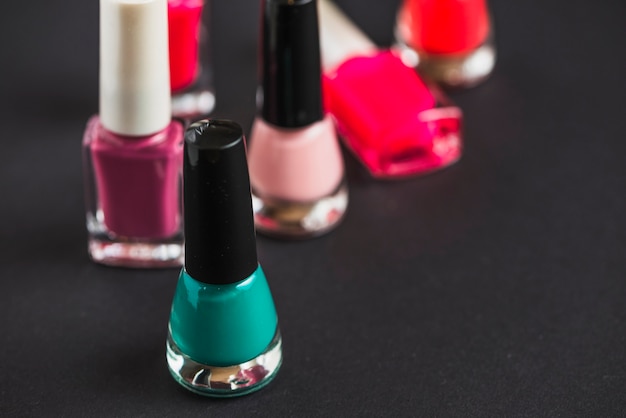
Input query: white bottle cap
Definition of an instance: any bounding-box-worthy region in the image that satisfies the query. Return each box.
[100,0,171,136]
[318,0,377,72]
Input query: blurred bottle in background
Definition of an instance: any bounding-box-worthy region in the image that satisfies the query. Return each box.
[396,0,496,88]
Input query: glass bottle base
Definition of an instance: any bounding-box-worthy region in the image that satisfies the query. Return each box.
[252,180,348,239]
[88,237,184,268]
[395,22,495,88]
[86,214,184,268]
[166,328,283,397]
[171,88,215,118]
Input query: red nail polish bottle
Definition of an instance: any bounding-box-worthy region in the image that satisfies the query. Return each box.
[396,0,496,88]
[168,0,215,117]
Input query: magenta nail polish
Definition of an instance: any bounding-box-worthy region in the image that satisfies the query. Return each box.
[318,0,463,178]
[82,0,184,267]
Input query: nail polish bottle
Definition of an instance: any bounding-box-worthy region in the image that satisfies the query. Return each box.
[319,0,462,178]
[395,0,496,88]
[166,119,282,397]
[168,0,215,117]
[82,0,184,267]
[247,0,348,239]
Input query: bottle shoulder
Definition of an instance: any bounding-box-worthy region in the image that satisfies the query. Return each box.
[83,115,184,157]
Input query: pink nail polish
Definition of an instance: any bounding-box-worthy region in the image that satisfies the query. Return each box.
[395,0,496,88]
[319,0,463,179]
[83,0,184,267]
[248,0,347,239]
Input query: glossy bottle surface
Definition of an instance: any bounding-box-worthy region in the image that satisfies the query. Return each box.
[82,116,184,266]
[169,265,278,366]
[323,51,462,178]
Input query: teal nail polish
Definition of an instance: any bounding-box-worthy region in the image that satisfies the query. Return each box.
[166,119,282,397]
[169,267,278,367]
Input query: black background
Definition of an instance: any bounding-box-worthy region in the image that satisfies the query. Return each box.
[1,0,626,416]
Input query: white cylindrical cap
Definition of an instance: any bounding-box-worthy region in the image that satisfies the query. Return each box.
[318,0,377,71]
[100,0,171,136]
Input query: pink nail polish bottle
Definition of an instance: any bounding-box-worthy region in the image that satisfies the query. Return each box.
[247,0,347,239]
[319,0,462,178]
[82,0,184,267]
[395,0,496,88]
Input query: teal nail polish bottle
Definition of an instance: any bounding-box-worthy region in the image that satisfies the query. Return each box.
[166,119,282,397]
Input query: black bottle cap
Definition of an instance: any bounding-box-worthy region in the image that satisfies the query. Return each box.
[259,0,324,128]
[183,119,258,285]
